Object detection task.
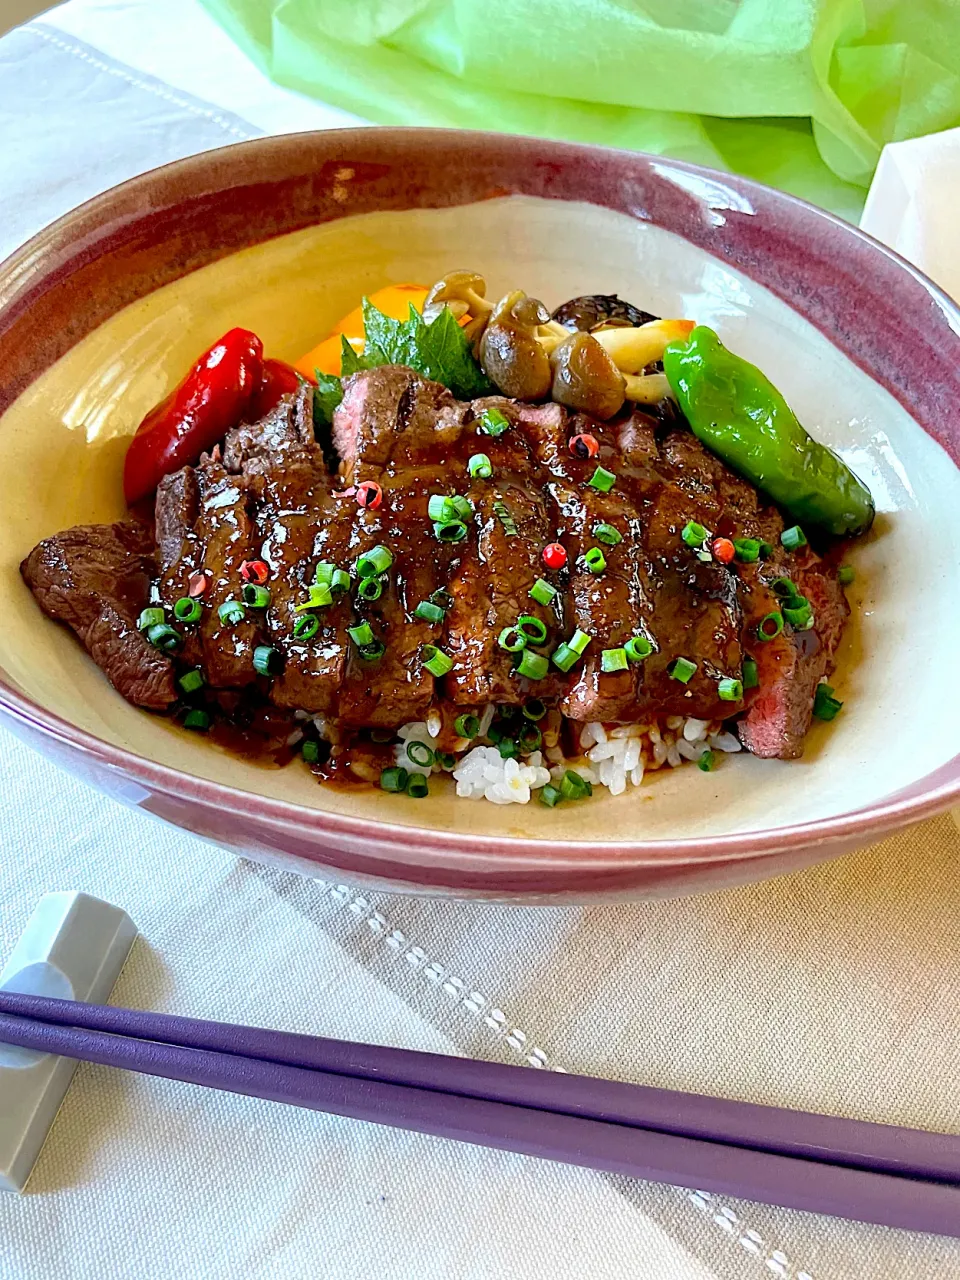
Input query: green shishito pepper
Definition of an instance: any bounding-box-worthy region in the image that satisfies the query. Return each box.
[662,326,874,537]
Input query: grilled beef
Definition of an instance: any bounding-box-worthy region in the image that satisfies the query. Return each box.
[22,370,850,759]
[20,521,177,709]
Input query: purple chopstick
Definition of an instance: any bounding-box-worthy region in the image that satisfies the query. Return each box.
[1,1008,959,1238]
[2,990,959,1185]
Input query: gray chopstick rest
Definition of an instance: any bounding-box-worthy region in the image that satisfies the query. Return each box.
[0,892,137,1192]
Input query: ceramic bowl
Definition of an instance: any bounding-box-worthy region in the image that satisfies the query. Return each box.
[0,129,957,901]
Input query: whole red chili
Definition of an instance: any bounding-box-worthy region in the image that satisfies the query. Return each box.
[568,433,599,460]
[712,537,736,564]
[542,542,567,570]
[122,328,264,505]
[240,560,270,585]
[248,358,311,420]
[356,480,383,510]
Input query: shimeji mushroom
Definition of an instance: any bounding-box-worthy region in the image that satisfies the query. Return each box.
[425,269,693,414]
[423,271,495,349]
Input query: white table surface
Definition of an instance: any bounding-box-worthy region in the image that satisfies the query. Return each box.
[2,5,960,1278]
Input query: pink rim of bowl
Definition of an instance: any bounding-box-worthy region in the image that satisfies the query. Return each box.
[0,128,957,899]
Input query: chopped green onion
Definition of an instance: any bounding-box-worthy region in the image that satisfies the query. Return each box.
[357,576,384,602]
[406,772,429,798]
[454,714,480,739]
[430,588,454,610]
[838,564,855,586]
[314,561,335,586]
[516,615,548,644]
[516,649,549,680]
[433,519,468,543]
[173,597,202,623]
[498,626,527,653]
[600,647,628,673]
[436,752,456,770]
[569,629,592,656]
[551,642,579,672]
[782,596,813,629]
[813,682,844,721]
[682,520,709,548]
[758,541,773,560]
[697,749,716,772]
[486,724,504,745]
[668,656,697,683]
[770,576,799,600]
[146,623,181,653]
[358,640,385,662]
[178,669,204,694]
[757,611,784,642]
[414,600,446,624]
[781,525,807,551]
[183,709,210,731]
[428,494,455,522]
[718,677,743,702]
[587,465,616,493]
[293,614,320,640]
[370,728,395,743]
[529,578,558,607]
[468,452,493,479]
[584,547,606,574]
[356,545,393,577]
[493,500,518,537]
[560,770,592,800]
[449,495,474,521]
[732,538,761,563]
[218,601,246,625]
[301,740,321,764]
[593,523,623,546]
[407,741,435,768]
[348,622,375,647]
[137,607,165,631]
[497,738,519,759]
[523,698,547,721]
[497,703,520,721]
[253,645,282,676]
[518,723,542,752]
[242,584,270,608]
[422,644,453,677]
[479,407,510,437]
[539,783,561,808]
[742,658,760,689]
[330,568,351,594]
[624,635,654,663]
[294,584,333,612]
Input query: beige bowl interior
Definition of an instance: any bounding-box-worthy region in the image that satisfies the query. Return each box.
[1,196,958,844]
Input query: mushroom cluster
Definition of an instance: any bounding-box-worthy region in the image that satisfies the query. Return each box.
[423,271,693,419]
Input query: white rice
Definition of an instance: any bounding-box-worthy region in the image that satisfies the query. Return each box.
[389,712,741,805]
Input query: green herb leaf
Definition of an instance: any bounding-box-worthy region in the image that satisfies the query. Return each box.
[350,300,493,399]
[312,370,344,429]
[340,334,372,377]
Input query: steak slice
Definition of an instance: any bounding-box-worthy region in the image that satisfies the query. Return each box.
[261,468,353,715]
[223,384,318,476]
[333,366,468,481]
[738,549,848,759]
[194,463,262,688]
[155,467,204,668]
[20,521,177,710]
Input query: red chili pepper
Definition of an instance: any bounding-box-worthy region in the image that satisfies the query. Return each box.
[712,537,736,564]
[568,433,599,460]
[248,358,313,419]
[542,542,567,570]
[240,560,269,585]
[123,328,264,504]
[356,480,383,510]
